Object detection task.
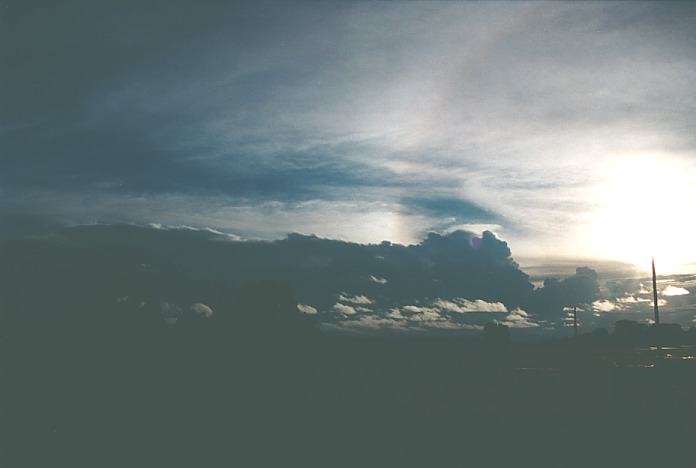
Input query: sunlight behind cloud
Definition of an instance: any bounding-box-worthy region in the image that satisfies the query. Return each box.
[587,155,696,273]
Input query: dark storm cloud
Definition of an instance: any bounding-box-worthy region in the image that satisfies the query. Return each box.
[0,224,608,334]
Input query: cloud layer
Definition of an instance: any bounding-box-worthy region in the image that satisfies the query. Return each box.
[2,2,696,267]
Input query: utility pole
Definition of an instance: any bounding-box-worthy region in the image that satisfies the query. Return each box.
[652,257,660,325]
[573,305,578,338]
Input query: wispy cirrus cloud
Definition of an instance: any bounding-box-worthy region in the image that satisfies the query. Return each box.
[3,1,696,267]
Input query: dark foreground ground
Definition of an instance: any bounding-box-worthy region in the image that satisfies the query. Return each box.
[4,331,696,467]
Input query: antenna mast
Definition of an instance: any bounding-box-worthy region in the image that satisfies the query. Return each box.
[652,257,660,325]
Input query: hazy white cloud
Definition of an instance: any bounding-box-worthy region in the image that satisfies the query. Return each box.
[297,303,318,315]
[369,275,388,284]
[405,308,443,323]
[160,301,183,325]
[190,303,214,318]
[333,303,358,315]
[338,293,375,305]
[663,285,689,296]
[6,2,696,269]
[617,295,650,304]
[387,309,406,320]
[423,321,483,331]
[324,315,410,332]
[149,223,241,240]
[499,308,538,328]
[402,305,439,315]
[326,310,483,333]
[433,298,508,313]
[592,300,619,313]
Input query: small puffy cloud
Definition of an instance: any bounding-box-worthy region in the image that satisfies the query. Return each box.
[160,302,182,315]
[338,293,374,305]
[499,308,538,328]
[324,315,410,332]
[326,310,483,333]
[663,285,689,296]
[190,303,214,318]
[402,305,439,315]
[387,308,406,320]
[406,309,443,322]
[333,303,358,315]
[394,305,448,322]
[617,295,650,304]
[427,322,483,331]
[297,303,318,315]
[592,300,619,312]
[369,275,388,284]
[433,298,507,313]
[160,301,183,325]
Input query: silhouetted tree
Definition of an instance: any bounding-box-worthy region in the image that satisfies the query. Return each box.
[612,320,648,345]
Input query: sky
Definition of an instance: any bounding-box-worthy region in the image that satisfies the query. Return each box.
[3,1,696,273]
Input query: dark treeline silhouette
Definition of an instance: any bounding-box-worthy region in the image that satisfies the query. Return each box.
[3,225,696,466]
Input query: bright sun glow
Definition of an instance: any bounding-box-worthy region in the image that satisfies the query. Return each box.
[587,155,696,274]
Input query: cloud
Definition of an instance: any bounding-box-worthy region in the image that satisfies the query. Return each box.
[433,298,508,313]
[387,309,406,320]
[160,302,183,325]
[616,295,650,304]
[403,307,443,322]
[532,267,600,317]
[297,303,318,315]
[0,224,613,335]
[332,303,358,316]
[326,310,483,333]
[592,300,619,313]
[190,303,214,318]
[4,2,696,266]
[369,275,388,284]
[423,321,483,331]
[338,294,374,305]
[323,315,410,332]
[401,305,440,315]
[498,309,538,328]
[663,285,689,296]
